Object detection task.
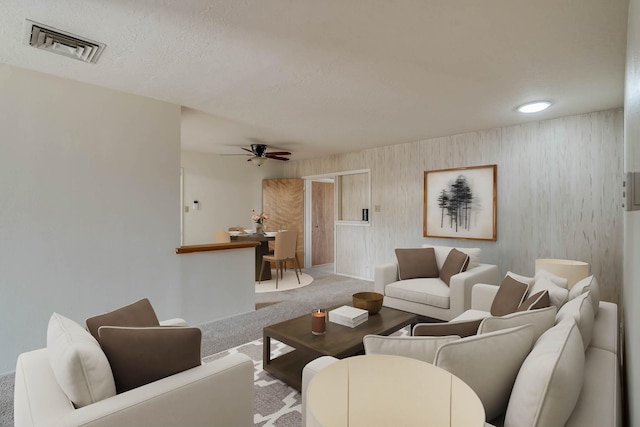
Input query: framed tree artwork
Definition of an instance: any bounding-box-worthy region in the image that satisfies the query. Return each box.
[423,164,497,241]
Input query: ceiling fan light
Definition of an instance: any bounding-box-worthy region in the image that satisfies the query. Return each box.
[517,101,552,113]
[250,157,265,166]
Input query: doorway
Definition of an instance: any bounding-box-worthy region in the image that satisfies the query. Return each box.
[310,179,335,267]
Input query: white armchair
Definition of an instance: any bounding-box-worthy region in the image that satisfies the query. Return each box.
[14,306,253,427]
[14,350,253,427]
[374,245,499,321]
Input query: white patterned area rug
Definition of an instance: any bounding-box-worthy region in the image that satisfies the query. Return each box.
[203,338,301,426]
[202,326,411,426]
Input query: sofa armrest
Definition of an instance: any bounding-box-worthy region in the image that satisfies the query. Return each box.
[590,301,618,354]
[302,356,339,427]
[470,283,501,312]
[159,318,188,327]
[448,264,499,317]
[68,353,253,427]
[374,263,399,295]
[14,349,75,427]
[15,349,253,427]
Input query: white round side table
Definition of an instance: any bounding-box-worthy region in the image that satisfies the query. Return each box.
[306,354,485,427]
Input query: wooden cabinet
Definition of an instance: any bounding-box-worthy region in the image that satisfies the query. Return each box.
[262,179,304,267]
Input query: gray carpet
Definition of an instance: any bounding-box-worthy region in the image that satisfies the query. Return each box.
[0,266,373,427]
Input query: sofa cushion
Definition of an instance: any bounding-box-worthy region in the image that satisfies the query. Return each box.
[439,249,470,286]
[564,347,620,427]
[423,245,481,271]
[479,305,557,343]
[452,309,492,322]
[490,275,530,316]
[47,312,116,408]
[385,278,450,309]
[505,271,535,287]
[98,326,202,393]
[412,318,483,338]
[434,324,534,421]
[556,291,594,351]
[363,334,459,363]
[85,298,160,341]
[457,247,481,270]
[395,248,439,280]
[569,275,600,315]
[517,290,551,311]
[504,317,585,427]
[535,269,570,289]
[529,276,569,309]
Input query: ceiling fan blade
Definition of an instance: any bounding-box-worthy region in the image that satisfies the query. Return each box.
[265,151,291,156]
[241,147,254,154]
[221,153,252,156]
[266,155,290,161]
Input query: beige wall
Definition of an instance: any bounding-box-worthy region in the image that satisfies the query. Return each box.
[624,0,640,423]
[180,150,284,245]
[0,64,182,374]
[285,109,624,304]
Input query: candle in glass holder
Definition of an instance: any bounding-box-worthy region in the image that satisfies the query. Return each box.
[311,309,326,335]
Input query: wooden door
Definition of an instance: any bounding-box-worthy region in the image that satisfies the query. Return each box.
[312,181,335,266]
[262,179,304,267]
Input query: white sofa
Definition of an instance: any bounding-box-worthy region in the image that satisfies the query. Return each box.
[13,315,254,427]
[374,245,499,321]
[459,283,622,427]
[303,281,622,427]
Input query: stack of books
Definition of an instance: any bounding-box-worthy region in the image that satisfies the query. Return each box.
[328,305,369,328]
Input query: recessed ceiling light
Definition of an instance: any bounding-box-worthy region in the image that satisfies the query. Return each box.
[517,101,552,113]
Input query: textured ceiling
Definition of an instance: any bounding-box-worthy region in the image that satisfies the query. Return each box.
[0,0,629,160]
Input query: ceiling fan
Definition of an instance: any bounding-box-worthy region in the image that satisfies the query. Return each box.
[224,144,292,166]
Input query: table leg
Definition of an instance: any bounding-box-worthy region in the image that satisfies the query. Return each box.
[263,333,272,367]
[255,241,272,281]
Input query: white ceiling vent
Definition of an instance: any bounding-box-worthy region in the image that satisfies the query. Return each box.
[24,20,106,64]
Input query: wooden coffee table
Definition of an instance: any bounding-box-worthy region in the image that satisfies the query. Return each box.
[263,306,418,390]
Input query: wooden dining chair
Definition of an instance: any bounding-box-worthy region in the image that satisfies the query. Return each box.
[259,230,301,288]
[213,230,231,243]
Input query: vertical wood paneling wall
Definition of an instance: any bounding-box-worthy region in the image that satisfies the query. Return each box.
[285,109,624,302]
[262,179,305,266]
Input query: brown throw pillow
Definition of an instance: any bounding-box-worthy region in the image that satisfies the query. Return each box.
[490,276,530,316]
[98,326,202,393]
[86,298,160,341]
[517,290,551,312]
[439,248,470,285]
[412,319,482,338]
[395,248,439,280]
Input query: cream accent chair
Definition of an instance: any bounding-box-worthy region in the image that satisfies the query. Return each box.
[15,352,253,427]
[213,229,231,243]
[375,245,499,321]
[259,230,301,288]
[14,314,253,427]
